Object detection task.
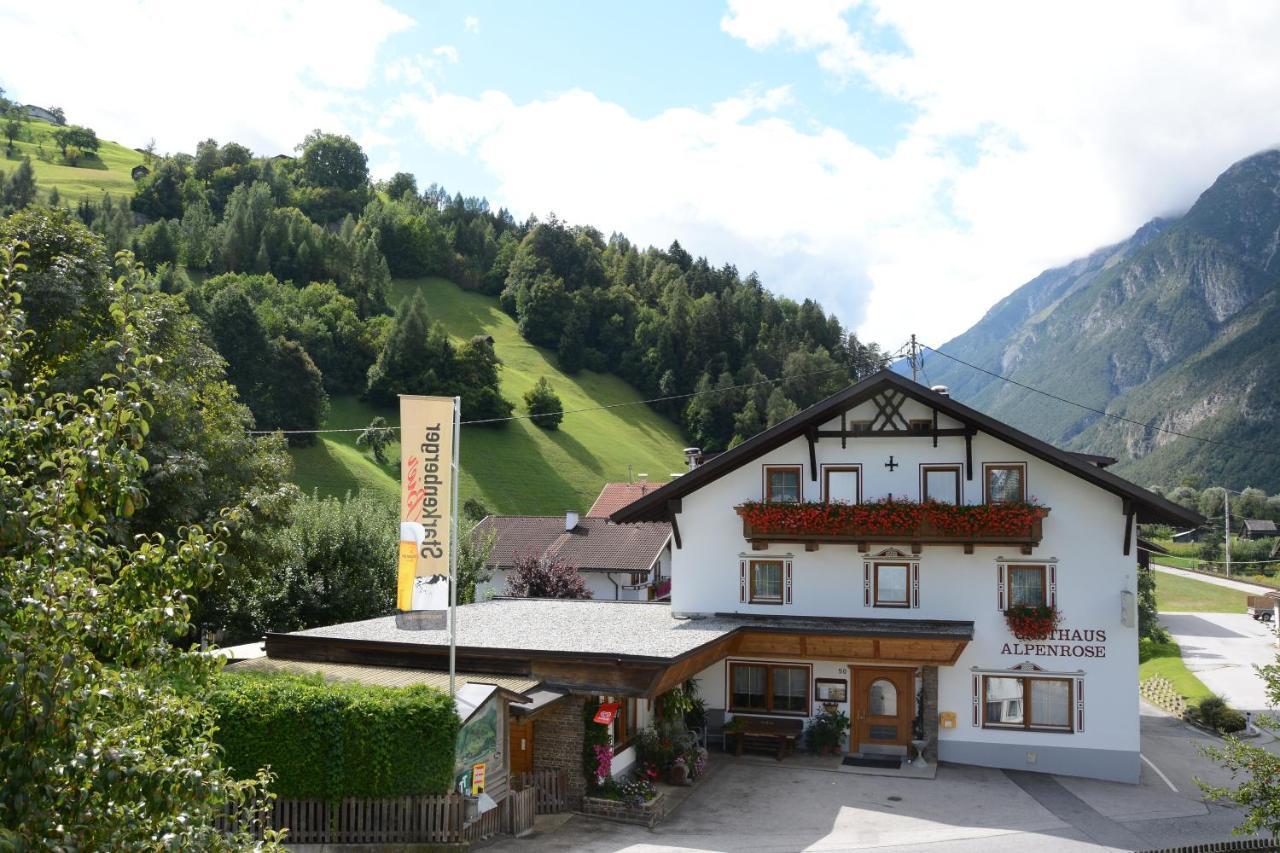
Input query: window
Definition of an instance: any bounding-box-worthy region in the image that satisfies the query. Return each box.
[729,662,811,715]
[868,679,897,716]
[1008,565,1046,608]
[823,465,861,504]
[764,465,802,503]
[921,464,961,505]
[982,676,1072,732]
[984,463,1026,504]
[749,560,783,604]
[601,695,639,754]
[874,562,910,608]
[909,418,933,431]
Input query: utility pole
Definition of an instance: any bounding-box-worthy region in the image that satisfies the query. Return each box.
[1224,489,1231,578]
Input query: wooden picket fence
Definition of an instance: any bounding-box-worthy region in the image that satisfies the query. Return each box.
[220,777,552,844]
[514,768,569,814]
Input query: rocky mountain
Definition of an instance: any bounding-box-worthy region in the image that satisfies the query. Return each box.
[920,149,1280,492]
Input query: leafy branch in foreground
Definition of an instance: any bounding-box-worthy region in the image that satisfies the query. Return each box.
[1199,660,1280,837]
[0,246,281,849]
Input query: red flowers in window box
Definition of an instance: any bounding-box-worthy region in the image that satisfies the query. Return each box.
[735,499,1049,540]
[1004,605,1062,640]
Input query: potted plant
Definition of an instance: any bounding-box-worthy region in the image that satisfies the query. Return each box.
[1004,604,1062,640]
[806,708,850,755]
[669,755,689,786]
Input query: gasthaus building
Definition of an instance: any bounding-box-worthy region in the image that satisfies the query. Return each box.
[262,371,1200,794]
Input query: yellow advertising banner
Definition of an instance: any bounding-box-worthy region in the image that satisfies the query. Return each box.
[398,395,456,621]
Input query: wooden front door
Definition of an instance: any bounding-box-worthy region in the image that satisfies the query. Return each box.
[509,717,533,774]
[853,668,914,753]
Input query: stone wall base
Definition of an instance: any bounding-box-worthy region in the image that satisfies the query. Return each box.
[582,791,668,828]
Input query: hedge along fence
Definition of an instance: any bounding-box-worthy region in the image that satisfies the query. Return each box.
[209,672,460,801]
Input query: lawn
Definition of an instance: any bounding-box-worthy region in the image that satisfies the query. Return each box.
[4,118,145,203]
[1152,568,1247,613]
[1139,639,1214,704]
[289,277,686,515]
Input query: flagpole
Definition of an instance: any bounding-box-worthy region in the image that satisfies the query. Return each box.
[449,395,461,697]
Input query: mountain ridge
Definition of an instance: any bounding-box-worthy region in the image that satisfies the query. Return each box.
[923,147,1280,491]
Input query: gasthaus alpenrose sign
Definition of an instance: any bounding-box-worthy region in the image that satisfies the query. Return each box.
[612,370,1200,783]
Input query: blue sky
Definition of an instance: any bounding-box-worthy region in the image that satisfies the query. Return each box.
[4,1,1280,346]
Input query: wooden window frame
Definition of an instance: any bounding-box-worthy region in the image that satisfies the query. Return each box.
[612,696,639,754]
[983,462,1027,504]
[822,464,862,504]
[920,463,962,505]
[748,559,784,605]
[873,562,911,608]
[727,661,812,717]
[763,464,803,503]
[981,675,1074,733]
[1007,564,1047,608]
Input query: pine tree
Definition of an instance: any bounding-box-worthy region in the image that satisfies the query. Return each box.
[765,387,799,428]
[179,198,214,269]
[1,156,37,210]
[365,291,450,405]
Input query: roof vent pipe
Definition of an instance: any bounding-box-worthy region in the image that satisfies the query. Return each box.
[931,385,950,397]
[565,510,579,531]
[683,447,702,471]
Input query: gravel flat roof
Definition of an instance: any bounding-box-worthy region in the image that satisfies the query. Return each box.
[286,599,973,661]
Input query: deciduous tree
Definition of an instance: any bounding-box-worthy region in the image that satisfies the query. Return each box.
[504,553,592,599]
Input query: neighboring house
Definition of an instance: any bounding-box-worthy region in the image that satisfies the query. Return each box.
[1242,519,1277,540]
[585,479,666,518]
[22,105,58,124]
[131,164,150,181]
[259,370,1199,802]
[472,510,671,601]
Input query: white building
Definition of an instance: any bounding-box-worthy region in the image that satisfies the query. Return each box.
[612,370,1199,782]
[261,371,1198,799]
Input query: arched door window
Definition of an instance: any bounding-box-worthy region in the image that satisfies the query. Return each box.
[868,679,897,716]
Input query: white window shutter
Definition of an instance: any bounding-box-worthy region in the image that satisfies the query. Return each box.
[863,562,871,607]
[912,562,920,608]
[997,564,1006,611]
[1049,564,1057,608]
[972,675,981,727]
[739,561,746,603]
[785,560,793,604]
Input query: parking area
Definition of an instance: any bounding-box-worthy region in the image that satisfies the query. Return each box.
[490,706,1257,853]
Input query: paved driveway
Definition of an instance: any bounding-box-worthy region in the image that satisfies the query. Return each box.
[1161,611,1278,713]
[491,708,1252,853]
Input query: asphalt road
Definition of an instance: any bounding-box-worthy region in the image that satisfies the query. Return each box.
[1160,611,1278,713]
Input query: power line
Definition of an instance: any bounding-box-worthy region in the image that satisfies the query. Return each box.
[248,339,914,435]
[921,343,1280,460]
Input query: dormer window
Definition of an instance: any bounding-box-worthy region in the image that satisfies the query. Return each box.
[764,465,802,503]
[984,463,1026,504]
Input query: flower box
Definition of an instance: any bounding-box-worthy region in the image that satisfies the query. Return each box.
[1004,605,1062,640]
[736,500,1048,553]
[582,790,667,828]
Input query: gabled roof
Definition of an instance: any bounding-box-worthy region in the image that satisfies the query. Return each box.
[475,515,671,573]
[612,369,1201,527]
[1244,519,1278,533]
[586,481,667,518]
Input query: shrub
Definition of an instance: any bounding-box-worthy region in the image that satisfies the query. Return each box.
[1195,695,1227,723]
[523,376,564,429]
[208,673,459,800]
[1217,708,1248,734]
[505,552,592,599]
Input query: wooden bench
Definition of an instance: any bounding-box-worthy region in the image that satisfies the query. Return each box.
[728,716,805,760]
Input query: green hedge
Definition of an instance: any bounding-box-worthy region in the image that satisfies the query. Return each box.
[209,672,459,800]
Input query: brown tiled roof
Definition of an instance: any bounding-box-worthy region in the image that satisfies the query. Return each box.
[474,515,671,574]
[586,481,668,518]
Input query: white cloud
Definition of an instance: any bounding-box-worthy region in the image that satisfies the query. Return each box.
[464,15,481,33]
[433,45,460,64]
[0,0,413,157]
[721,0,1280,345]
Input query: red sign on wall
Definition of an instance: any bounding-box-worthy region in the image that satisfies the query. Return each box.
[593,703,620,725]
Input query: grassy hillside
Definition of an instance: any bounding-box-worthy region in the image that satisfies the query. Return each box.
[3,118,145,202]
[290,277,686,515]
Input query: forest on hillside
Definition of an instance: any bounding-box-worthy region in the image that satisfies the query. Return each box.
[0,90,892,643]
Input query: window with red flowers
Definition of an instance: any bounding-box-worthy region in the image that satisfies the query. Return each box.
[984,463,1026,504]
[764,465,803,503]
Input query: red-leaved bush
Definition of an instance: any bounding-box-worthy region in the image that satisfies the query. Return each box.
[504,552,593,599]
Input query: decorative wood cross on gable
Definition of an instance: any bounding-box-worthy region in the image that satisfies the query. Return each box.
[885,455,898,471]
[868,390,910,432]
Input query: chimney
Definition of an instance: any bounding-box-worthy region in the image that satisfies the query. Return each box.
[565,510,579,531]
[683,447,703,471]
[930,385,950,397]
[637,473,648,483]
